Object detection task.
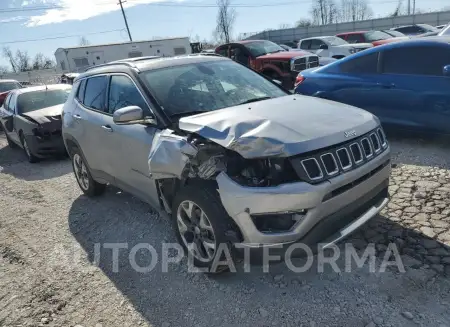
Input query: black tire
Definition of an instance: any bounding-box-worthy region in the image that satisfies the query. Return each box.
[20,133,39,163]
[71,147,106,197]
[172,183,236,273]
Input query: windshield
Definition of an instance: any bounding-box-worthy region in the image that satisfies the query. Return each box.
[140,60,287,117]
[244,40,285,57]
[439,24,450,36]
[17,88,71,114]
[419,24,438,32]
[384,30,404,37]
[364,31,392,41]
[0,81,22,93]
[323,36,348,46]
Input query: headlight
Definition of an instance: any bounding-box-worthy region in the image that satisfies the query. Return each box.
[349,48,356,54]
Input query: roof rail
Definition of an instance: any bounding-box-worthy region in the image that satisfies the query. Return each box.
[187,53,222,57]
[84,61,138,72]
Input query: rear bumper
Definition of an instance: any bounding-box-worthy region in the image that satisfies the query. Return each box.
[24,134,66,158]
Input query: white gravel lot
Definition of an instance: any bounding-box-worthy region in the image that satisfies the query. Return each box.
[1,132,450,327]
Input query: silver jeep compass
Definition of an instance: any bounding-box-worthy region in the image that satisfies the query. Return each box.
[62,55,390,270]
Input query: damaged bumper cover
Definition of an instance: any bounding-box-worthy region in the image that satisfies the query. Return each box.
[216,147,391,248]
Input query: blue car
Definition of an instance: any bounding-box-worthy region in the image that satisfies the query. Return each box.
[294,37,450,135]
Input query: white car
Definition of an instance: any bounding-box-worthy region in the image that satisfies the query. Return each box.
[438,24,450,36]
[297,36,373,59]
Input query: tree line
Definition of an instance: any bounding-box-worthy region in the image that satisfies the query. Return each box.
[1,47,56,74]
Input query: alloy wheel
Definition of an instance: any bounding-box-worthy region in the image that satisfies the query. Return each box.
[73,153,90,191]
[176,200,216,262]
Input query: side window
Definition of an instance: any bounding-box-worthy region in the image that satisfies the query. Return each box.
[108,75,149,115]
[340,52,379,74]
[310,39,324,50]
[383,46,450,76]
[76,80,86,103]
[84,76,108,111]
[347,34,362,44]
[300,40,312,50]
[216,46,229,57]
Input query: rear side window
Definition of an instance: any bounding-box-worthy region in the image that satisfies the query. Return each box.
[340,52,379,74]
[310,39,324,50]
[382,46,450,76]
[300,40,312,50]
[76,80,86,102]
[84,76,108,111]
[347,34,362,44]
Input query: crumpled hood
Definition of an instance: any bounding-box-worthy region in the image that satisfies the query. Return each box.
[178,95,379,159]
[21,104,63,124]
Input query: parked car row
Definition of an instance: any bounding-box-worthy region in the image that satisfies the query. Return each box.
[1,54,392,272]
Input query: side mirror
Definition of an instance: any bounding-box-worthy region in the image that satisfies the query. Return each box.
[443,65,450,77]
[319,44,329,50]
[113,106,155,125]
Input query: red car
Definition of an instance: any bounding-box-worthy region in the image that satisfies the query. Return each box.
[0,79,23,106]
[336,30,408,47]
[215,40,319,89]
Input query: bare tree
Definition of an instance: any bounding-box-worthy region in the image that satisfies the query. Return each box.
[216,0,236,43]
[2,47,17,73]
[390,0,403,17]
[296,18,313,27]
[278,23,292,29]
[15,50,30,72]
[79,36,90,46]
[0,66,9,74]
[311,0,339,25]
[32,52,45,70]
[339,0,373,22]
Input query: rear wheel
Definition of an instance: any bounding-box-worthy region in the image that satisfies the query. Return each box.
[71,148,106,197]
[20,134,39,163]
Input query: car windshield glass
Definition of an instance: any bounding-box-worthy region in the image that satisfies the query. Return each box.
[384,30,404,37]
[323,36,348,46]
[140,60,287,117]
[419,24,438,32]
[17,88,71,114]
[0,82,22,93]
[244,40,285,57]
[365,31,392,41]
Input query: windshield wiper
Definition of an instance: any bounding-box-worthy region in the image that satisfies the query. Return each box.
[237,96,272,105]
[169,110,210,118]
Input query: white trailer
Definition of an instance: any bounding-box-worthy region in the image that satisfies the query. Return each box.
[54,37,191,73]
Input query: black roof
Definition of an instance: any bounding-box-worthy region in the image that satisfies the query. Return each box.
[76,54,228,81]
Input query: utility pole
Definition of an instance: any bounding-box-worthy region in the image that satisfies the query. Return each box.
[407,0,411,15]
[118,0,133,42]
[413,0,416,15]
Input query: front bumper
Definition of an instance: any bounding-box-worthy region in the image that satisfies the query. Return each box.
[216,146,390,248]
[24,134,66,158]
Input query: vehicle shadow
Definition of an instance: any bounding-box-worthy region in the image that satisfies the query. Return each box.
[0,133,72,181]
[68,188,450,327]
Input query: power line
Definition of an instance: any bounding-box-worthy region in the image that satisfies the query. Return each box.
[0,29,124,45]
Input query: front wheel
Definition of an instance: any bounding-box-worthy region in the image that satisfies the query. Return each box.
[71,148,106,197]
[172,184,236,273]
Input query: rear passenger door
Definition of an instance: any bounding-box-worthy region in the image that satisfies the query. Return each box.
[72,75,116,181]
[376,45,450,134]
[106,74,160,207]
[347,34,364,44]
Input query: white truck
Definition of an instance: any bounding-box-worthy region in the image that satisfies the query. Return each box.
[298,36,373,59]
[55,37,191,73]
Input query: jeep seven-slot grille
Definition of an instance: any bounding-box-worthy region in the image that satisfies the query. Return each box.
[290,128,388,184]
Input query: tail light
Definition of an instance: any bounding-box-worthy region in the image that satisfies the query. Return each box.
[294,75,305,87]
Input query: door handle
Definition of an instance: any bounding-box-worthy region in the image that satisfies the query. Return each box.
[101,125,113,132]
[73,114,81,120]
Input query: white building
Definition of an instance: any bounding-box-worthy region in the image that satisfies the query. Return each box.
[54,37,191,73]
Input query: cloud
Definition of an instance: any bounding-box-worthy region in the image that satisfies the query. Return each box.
[0,15,28,23]
[25,0,170,26]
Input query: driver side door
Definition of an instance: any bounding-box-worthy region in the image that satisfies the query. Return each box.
[106,74,160,207]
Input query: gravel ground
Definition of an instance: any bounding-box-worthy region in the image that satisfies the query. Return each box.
[1,132,450,327]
